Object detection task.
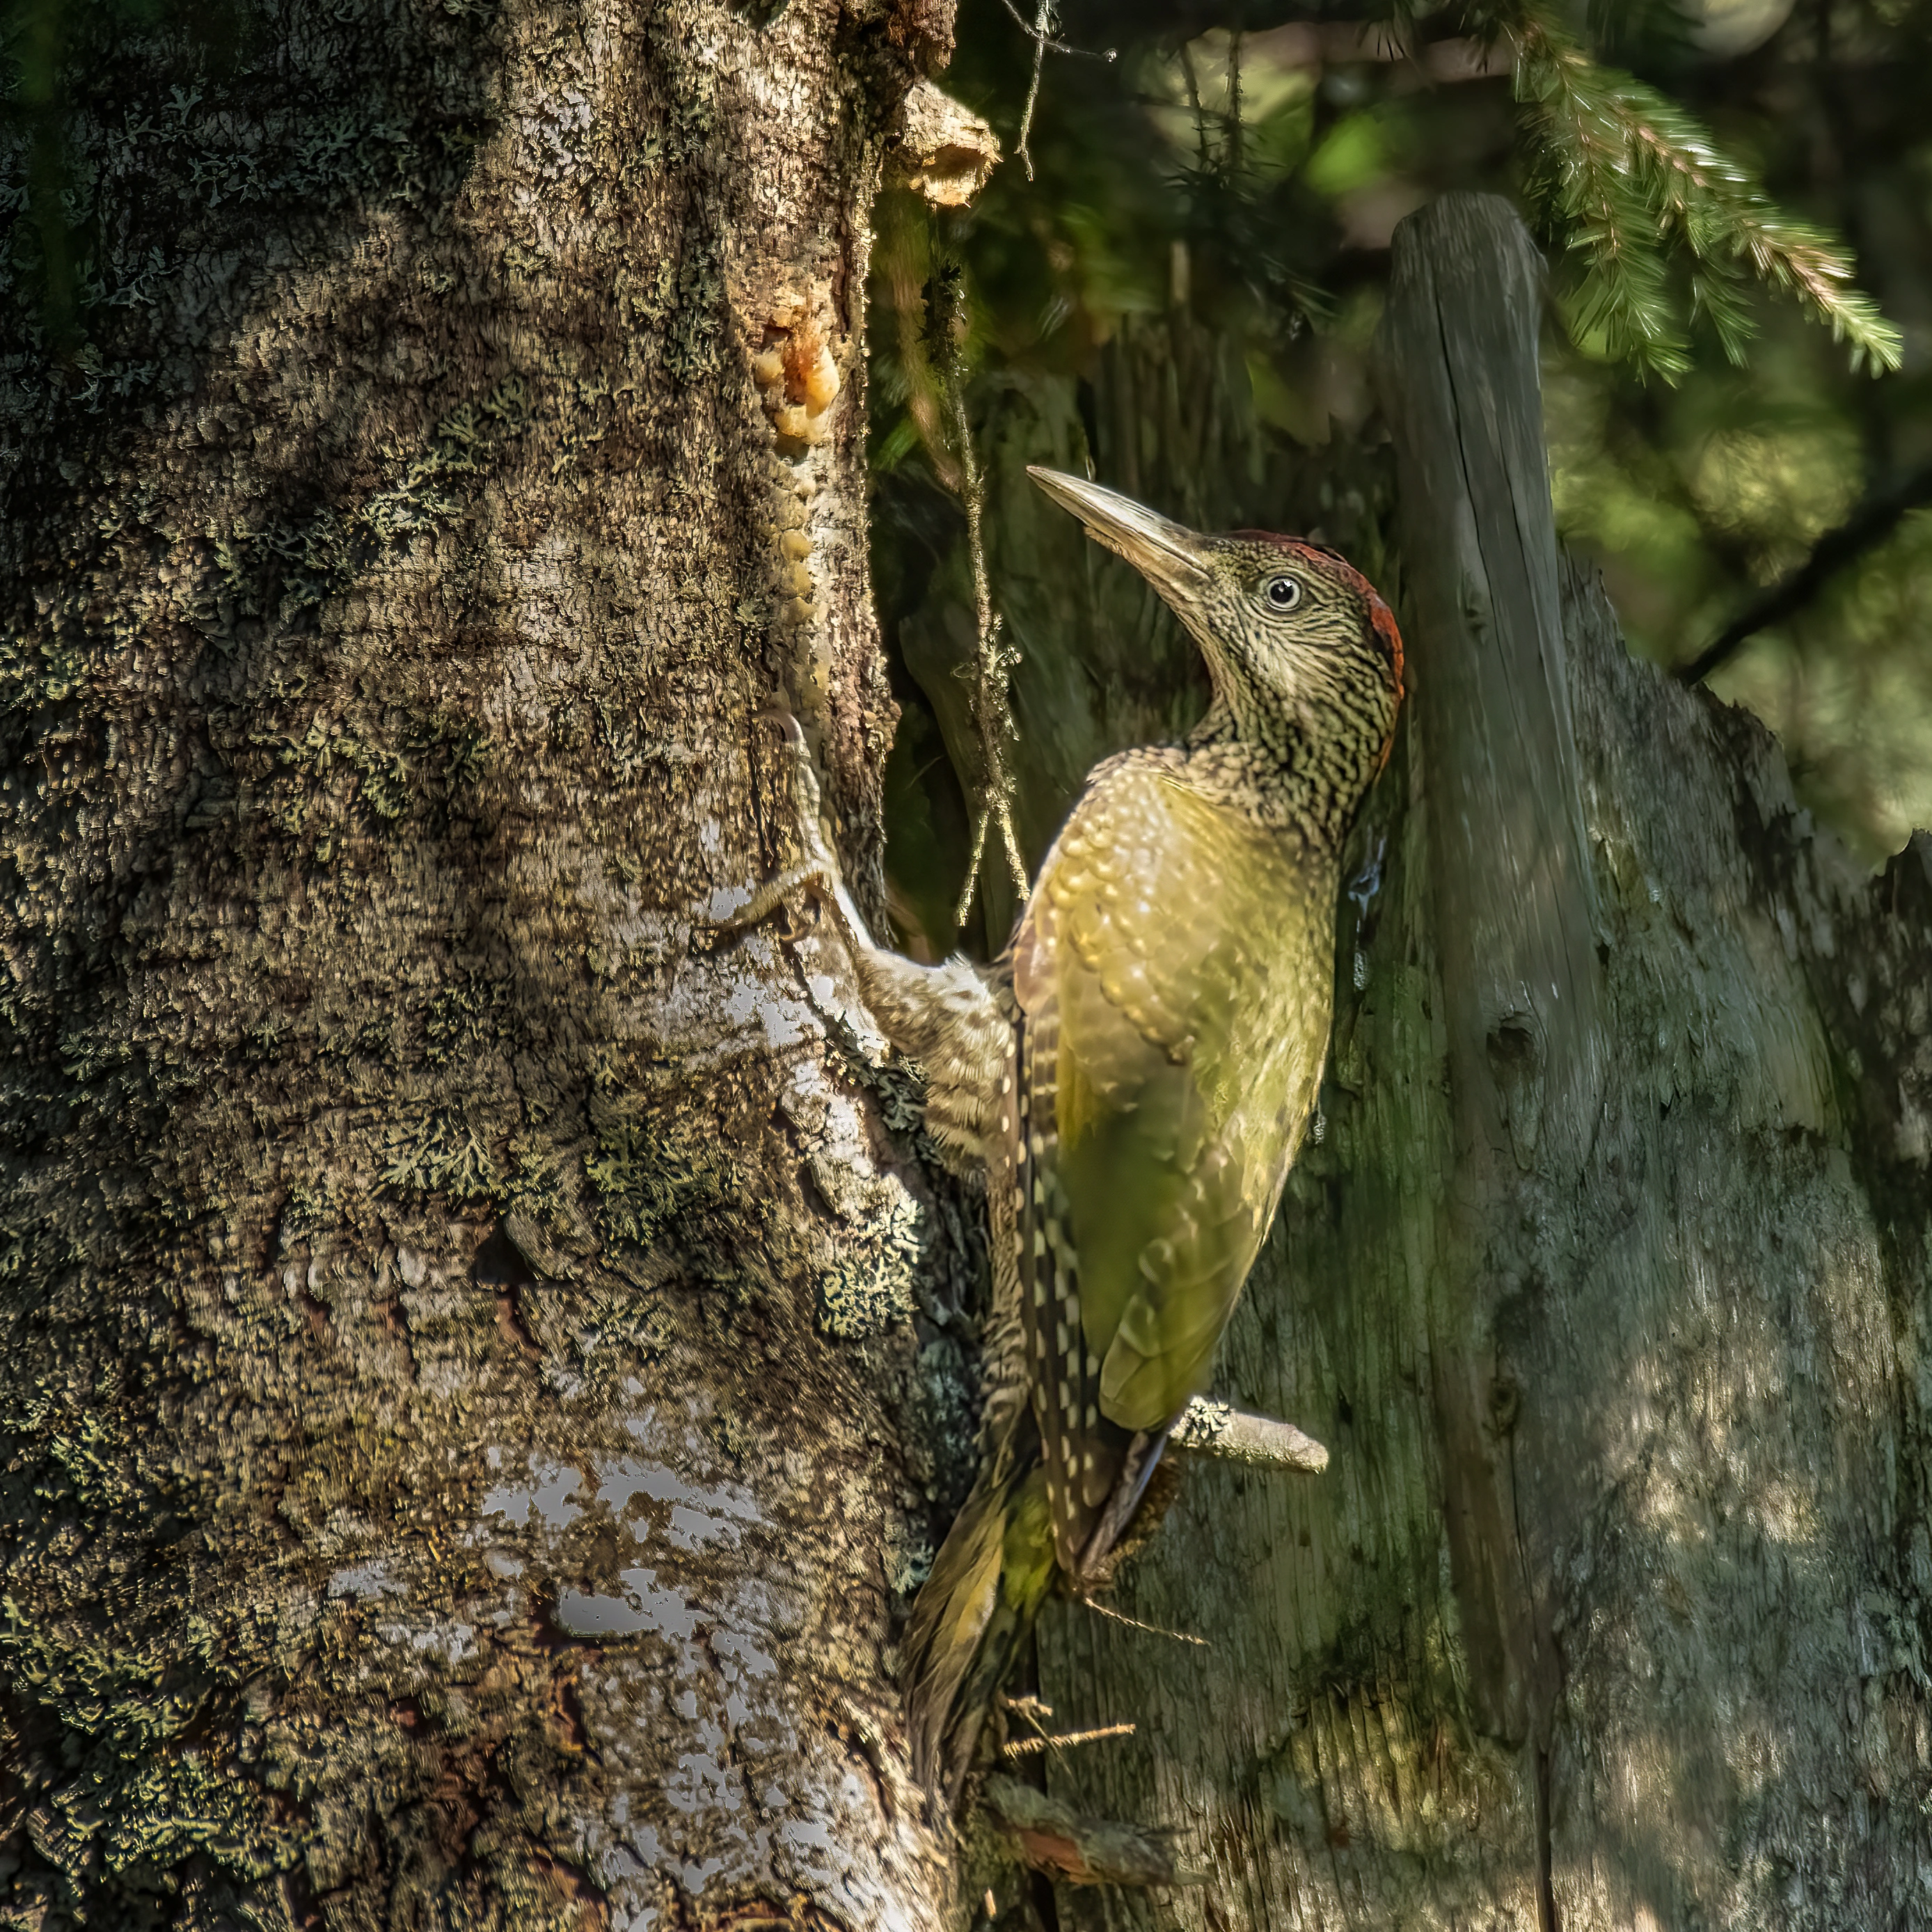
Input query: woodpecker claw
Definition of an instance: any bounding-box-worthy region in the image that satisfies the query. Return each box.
[715,859,838,935]
[715,711,872,950]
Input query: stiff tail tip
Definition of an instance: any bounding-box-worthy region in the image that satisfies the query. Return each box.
[903,1462,1056,1810]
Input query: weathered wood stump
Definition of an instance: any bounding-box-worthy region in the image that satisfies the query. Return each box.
[1032,192,1932,1932]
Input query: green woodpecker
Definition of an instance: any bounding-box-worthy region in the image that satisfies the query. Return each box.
[900,468,1403,1805]
[731,469,1402,1807]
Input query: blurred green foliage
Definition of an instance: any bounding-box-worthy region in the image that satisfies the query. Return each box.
[872,0,1932,948]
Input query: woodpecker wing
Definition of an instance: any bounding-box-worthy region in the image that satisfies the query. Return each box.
[1012,757,1336,1574]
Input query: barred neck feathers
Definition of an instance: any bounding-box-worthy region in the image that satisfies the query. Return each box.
[1180,683,1387,850]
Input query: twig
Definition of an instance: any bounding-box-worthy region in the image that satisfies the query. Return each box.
[992,0,1114,61]
[1014,0,1053,182]
[1678,455,1932,685]
[992,0,1084,56]
[942,340,1027,931]
[1001,1722,1137,1758]
[1179,38,1210,169]
[997,0,1117,180]
[1226,29,1244,177]
[1077,1597,1210,1647]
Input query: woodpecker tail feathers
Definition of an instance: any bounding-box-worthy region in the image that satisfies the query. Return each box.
[903,1432,1056,1811]
[1076,1425,1170,1576]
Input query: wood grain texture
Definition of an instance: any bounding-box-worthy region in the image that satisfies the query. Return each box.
[1031,195,1932,1932]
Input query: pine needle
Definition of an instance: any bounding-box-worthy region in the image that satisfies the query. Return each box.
[1504,5,1901,378]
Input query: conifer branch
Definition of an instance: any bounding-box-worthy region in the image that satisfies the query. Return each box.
[1503,6,1901,377]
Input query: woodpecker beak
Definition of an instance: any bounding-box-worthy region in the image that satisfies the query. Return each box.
[1027,467,1212,603]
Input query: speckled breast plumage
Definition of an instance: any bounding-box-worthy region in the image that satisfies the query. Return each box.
[1010,748,1339,1573]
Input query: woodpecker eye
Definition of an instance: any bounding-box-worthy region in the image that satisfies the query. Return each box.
[1264,574,1301,611]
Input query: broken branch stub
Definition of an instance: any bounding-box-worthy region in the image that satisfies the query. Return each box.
[1169,1395,1329,1472]
[890,80,1000,209]
[979,1775,1193,1887]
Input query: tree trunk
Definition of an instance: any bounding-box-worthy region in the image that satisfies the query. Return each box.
[1033,195,1932,1931]
[0,3,973,1928]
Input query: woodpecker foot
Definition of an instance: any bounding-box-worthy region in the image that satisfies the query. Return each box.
[724,713,1016,1178]
[722,712,864,940]
[979,1774,1196,1888]
[1169,1397,1329,1473]
[718,856,841,936]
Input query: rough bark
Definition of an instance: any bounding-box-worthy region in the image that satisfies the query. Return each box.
[1031,196,1932,1931]
[0,4,971,1929]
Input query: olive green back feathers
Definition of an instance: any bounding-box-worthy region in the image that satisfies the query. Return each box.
[1013,761,1338,1573]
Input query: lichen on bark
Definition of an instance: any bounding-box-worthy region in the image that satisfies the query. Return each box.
[0,2,974,1927]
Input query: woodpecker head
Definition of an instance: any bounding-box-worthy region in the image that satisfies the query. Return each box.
[1027,467,1403,786]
